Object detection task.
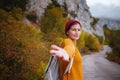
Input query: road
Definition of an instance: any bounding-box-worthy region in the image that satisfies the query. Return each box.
[82,45,120,80]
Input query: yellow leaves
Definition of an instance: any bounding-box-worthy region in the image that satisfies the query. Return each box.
[78,31,101,52]
[85,32,101,51]
[0,9,49,79]
[41,7,69,34]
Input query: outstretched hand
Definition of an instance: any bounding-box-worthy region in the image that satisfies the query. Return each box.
[50,45,69,61]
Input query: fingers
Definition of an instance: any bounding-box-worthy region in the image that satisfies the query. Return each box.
[50,45,62,57]
[50,44,69,61]
[62,50,69,61]
[51,45,61,50]
[50,50,62,57]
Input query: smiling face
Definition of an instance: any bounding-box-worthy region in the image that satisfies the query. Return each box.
[66,23,82,41]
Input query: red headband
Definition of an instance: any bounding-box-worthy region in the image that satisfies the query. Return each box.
[65,19,81,36]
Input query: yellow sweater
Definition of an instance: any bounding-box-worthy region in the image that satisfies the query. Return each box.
[59,38,84,80]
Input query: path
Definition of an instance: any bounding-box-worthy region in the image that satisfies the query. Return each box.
[82,45,120,80]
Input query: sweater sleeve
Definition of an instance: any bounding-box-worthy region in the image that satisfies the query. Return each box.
[59,38,75,79]
[60,39,75,60]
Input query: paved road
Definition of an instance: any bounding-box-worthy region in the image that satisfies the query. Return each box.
[82,45,120,80]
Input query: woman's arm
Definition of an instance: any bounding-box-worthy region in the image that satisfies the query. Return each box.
[50,45,69,62]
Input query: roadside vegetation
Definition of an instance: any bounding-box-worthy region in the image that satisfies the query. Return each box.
[103,25,120,64]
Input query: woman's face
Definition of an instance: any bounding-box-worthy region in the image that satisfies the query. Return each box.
[67,23,81,41]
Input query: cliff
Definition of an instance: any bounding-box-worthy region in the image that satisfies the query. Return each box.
[27,0,120,37]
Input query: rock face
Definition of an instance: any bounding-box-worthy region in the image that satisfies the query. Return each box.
[92,18,120,38]
[27,0,120,38]
[57,0,94,34]
[77,0,93,34]
[26,0,51,21]
[97,18,120,30]
[27,0,94,33]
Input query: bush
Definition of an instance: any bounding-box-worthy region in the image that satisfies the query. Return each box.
[90,17,99,27]
[70,11,77,18]
[94,34,104,45]
[106,52,120,64]
[103,24,111,44]
[40,7,69,45]
[78,30,85,49]
[85,32,101,51]
[26,11,37,23]
[78,31,101,53]
[104,25,120,63]
[0,9,49,80]
[41,7,68,34]
[0,8,25,23]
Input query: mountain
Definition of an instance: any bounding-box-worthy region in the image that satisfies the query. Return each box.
[97,18,120,30]
[27,0,93,33]
[27,0,120,38]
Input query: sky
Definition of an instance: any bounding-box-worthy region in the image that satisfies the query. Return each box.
[86,0,120,20]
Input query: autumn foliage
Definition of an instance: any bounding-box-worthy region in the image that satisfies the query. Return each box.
[0,8,49,80]
[78,31,101,54]
[104,26,120,64]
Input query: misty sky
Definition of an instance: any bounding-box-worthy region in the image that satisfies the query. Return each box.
[86,0,120,20]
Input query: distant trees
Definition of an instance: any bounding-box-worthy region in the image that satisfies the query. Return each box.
[104,25,120,64]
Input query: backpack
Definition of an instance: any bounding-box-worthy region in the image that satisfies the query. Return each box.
[44,56,60,80]
[44,46,75,80]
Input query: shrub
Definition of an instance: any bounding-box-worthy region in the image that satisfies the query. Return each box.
[104,25,120,63]
[41,7,68,34]
[103,24,111,44]
[85,32,101,51]
[0,8,25,23]
[106,52,120,64]
[90,17,99,29]
[94,34,104,45]
[78,31,101,53]
[69,11,77,18]
[0,9,49,80]
[40,7,69,45]
[26,11,37,23]
[78,30,85,49]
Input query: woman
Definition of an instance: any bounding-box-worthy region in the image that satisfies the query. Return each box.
[50,20,84,80]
